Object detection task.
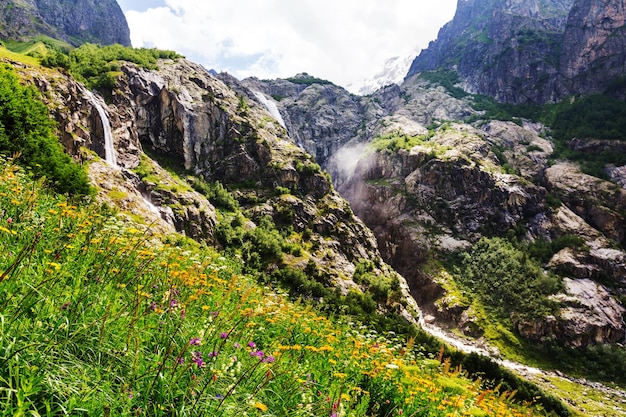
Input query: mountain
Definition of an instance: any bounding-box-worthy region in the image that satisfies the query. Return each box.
[349,52,418,96]
[1,0,626,414]
[240,0,626,399]
[0,0,130,47]
[406,0,626,103]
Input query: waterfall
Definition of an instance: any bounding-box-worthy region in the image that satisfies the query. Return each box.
[141,193,161,216]
[253,92,286,128]
[85,90,118,168]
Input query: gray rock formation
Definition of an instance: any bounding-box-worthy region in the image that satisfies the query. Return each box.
[0,0,130,46]
[407,0,573,103]
[406,0,626,103]
[559,0,626,98]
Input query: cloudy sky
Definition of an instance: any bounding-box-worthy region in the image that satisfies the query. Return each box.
[117,0,458,93]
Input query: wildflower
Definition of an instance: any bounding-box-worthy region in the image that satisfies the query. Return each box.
[192,351,205,368]
[233,342,241,348]
[220,331,228,339]
[253,402,268,412]
[190,337,201,346]
[180,309,186,319]
[248,341,256,348]
[177,357,185,365]
[262,355,275,363]
[250,350,264,358]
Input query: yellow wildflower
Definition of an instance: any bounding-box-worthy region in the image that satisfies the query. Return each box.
[253,401,268,412]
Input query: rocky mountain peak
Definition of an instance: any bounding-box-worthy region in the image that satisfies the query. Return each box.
[404,0,626,103]
[0,0,130,46]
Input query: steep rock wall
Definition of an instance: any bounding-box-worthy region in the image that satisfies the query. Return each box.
[0,0,130,46]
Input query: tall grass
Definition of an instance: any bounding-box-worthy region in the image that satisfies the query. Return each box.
[0,158,552,416]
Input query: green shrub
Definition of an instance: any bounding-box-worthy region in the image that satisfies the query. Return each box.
[42,43,182,94]
[0,65,90,196]
[189,176,239,211]
[285,74,332,85]
[457,237,563,321]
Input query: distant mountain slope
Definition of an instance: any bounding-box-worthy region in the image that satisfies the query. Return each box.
[0,0,130,46]
[407,0,626,103]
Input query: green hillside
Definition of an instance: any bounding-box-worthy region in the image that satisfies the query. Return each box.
[0,50,560,415]
[0,158,550,416]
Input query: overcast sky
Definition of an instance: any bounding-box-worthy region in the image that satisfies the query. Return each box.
[116,0,458,93]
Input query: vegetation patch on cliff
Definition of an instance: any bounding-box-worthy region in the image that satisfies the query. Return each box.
[0,64,90,195]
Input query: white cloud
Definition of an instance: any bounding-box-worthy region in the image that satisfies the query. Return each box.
[123,0,457,92]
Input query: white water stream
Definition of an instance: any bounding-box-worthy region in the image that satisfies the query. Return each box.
[85,90,163,219]
[85,90,118,168]
[141,193,161,216]
[253,91,286,128]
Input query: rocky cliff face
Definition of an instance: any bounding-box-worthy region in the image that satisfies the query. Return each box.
[236,75,366,170]
[406,0,626,103]
[336,120,625,347]
[407,0,573,103]
[0,0,130,47]
[261,63,626,347]
[11,55,419,323]
[558,0,626,98]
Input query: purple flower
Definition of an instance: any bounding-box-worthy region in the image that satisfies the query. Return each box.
[220,332,228,339]
[233,342,241,349]
[177,357,185,365]
[250,350,265,359]
[149,302,157,311]
[192,351,205,368]
[180,309,186,319]
[189,337,201,346]
[262,355,275,363]
[208,351,219,358]
[248,341,256,348]
[170,299,178,308]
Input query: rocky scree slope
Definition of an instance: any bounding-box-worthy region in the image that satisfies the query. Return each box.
[0,0,130,47]
[12,56,419,323]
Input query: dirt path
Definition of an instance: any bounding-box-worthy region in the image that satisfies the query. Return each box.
[419,319,626,416]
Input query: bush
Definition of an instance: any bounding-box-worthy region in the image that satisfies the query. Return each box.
[42,43,182,94]
[0,65,90,196]
[189,176,239,211]
[457,237,563,321]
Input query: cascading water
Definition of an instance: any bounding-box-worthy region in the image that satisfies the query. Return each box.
[85,90,118,168]
[253,91,286,128]
[85,90,161,217]
[142,193,161,215]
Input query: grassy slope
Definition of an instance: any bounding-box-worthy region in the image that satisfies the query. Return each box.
[0,158,547,416]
